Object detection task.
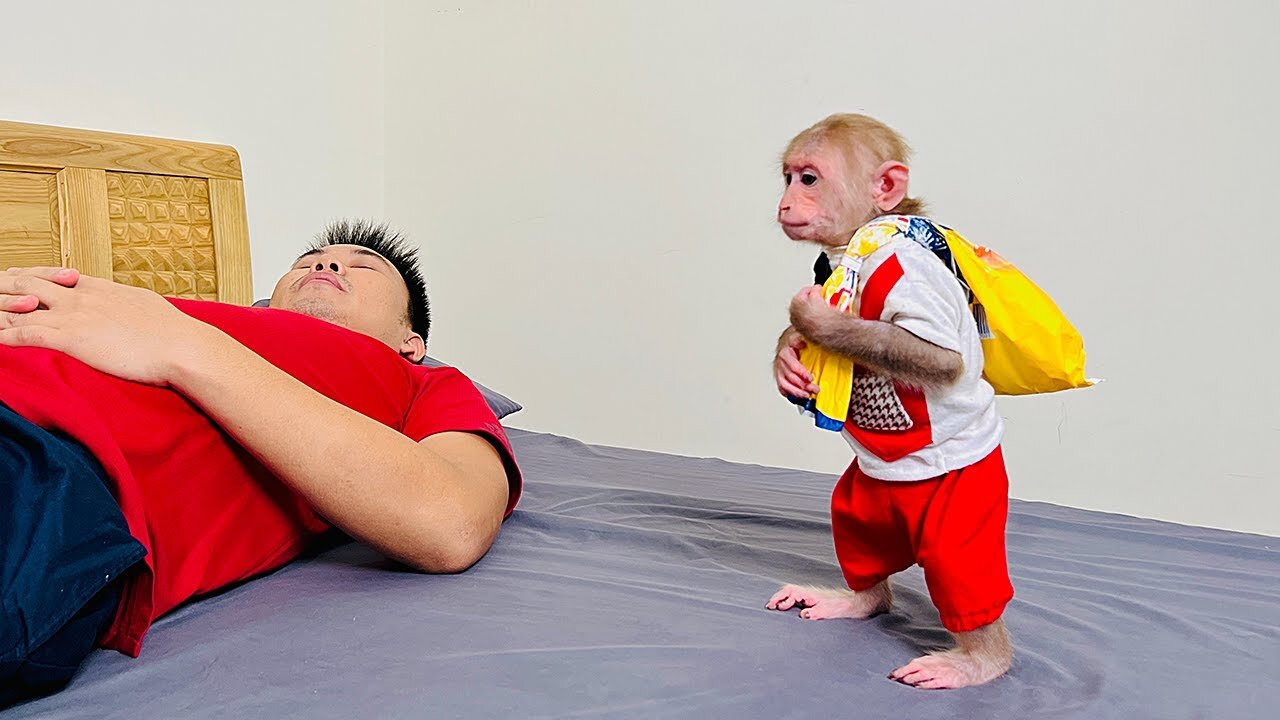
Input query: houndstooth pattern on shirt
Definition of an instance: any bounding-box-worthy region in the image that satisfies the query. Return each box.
[848,374,914,431]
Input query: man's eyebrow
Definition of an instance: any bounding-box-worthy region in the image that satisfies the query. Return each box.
[292,247,393,270]
[351,247,394,270]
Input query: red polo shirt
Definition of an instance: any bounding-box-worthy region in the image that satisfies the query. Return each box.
[0,298,521,656]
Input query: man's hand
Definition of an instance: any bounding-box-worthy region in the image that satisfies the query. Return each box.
[0,267,209,386]
[775,325,819,399]
[0,265,78,312]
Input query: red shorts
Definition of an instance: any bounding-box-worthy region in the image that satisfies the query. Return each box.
[831,446,1014,633]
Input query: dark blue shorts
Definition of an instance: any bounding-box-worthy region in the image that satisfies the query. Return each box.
[1,402,146,707]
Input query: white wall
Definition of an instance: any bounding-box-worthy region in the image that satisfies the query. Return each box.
[386,0,1279,536]
[8,2,1270,535]
[0,0,386,295]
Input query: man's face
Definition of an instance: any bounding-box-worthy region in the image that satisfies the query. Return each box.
[270,244,423,359]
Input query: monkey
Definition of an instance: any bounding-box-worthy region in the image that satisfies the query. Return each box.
[764,113,1015,690]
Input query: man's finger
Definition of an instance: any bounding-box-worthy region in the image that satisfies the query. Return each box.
[0,325,61,351]
[0,275,70,307]
[5,266,80,288]
[0,294,39,314]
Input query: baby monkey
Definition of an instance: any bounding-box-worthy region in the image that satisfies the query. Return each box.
[766,113,1013,689]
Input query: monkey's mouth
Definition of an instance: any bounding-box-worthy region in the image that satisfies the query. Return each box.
[780,222,813,237]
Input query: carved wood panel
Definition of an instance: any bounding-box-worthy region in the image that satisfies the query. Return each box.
[106,172,218,298]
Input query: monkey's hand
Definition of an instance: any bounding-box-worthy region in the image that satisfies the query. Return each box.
[789,286,963,389]
[774,325,820,399]
[788,286,834,337]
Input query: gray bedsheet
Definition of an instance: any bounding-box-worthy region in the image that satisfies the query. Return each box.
[9,429,1279,719]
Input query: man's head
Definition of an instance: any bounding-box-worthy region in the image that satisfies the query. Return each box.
[270,220,430,362]
[777,113,927,247]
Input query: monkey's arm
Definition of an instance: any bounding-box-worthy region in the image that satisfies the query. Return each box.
[790,297,962,388]
[774,324,821,398]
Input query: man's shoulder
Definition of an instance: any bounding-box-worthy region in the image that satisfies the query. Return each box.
[170,297,394,349]
[405,362,487,405]
[169,298,426,394]
[168,297,319,329]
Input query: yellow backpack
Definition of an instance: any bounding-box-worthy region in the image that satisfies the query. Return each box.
[939,224,1092,395]
[795,216,1092,431]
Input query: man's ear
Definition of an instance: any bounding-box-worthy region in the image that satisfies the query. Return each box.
[400,331,426,363]
[871,160,910,212]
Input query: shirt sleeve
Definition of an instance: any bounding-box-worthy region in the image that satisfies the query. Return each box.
[402,366,523,517]
[880,263,964,355]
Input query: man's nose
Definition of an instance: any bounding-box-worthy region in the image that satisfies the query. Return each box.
[313,257,346,274]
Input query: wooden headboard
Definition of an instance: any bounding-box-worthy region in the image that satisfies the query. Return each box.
[0,120,252,304]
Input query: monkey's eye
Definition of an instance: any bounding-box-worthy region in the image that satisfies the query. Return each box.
[783,172,792,186]
[800,172,818,186]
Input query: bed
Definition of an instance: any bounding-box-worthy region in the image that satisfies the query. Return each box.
[3,122,1278,719]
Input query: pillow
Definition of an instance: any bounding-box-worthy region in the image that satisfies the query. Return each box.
[251,299,522,419]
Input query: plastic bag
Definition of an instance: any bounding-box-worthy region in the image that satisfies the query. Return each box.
[941,227,1092,395]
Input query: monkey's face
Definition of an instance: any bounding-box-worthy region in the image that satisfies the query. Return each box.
[777,144,873,247]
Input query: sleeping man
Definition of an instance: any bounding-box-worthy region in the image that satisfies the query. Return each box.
[0,220,522,706]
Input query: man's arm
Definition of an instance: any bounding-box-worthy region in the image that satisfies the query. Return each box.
[0,269,508,573]
[169,332,510,572]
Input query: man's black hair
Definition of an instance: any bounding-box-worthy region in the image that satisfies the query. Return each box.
[309,219,431,341]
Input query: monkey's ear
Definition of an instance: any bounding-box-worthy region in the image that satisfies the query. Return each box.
[871,161,911,213]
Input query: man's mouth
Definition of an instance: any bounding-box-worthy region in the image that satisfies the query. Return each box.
[298,272,347,291]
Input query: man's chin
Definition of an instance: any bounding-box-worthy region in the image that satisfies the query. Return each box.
[280,297,343,326]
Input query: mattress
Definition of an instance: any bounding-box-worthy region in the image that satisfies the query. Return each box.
[10,429,1278,719]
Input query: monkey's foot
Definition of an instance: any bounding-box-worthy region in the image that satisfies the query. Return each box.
[888,647,1012,689]
[765,583,891,620]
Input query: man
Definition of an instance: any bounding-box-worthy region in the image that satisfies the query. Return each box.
[0,220,521,705]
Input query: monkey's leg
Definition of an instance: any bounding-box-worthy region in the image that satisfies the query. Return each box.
[765,581,892,620]
[888,616,1013,689]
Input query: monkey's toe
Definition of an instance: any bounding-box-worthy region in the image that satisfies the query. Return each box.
[890,652,1006,689]
[765,584,808,610]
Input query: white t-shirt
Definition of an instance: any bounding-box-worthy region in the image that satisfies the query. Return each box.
[835,236,1003,481]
